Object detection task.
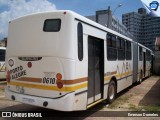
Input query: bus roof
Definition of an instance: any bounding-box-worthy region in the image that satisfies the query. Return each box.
[69,10,133,42]
[138,43,152,52]
[0,47,6,50]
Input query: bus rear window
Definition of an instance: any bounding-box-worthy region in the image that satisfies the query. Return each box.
[43,19,61,32]
[0,50,5,61]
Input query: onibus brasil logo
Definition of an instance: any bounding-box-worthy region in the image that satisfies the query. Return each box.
[140,0,160,17]
[150,1,159,11]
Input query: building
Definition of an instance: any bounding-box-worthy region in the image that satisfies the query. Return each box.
[122,8,160,50]
[0,38,7,47]
[86,8,134,40]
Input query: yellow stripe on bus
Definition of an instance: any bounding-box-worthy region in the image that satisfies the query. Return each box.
[104,71,132,81]
[8,81,88,92]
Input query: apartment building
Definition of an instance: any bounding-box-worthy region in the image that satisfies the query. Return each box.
[122,8,160,50]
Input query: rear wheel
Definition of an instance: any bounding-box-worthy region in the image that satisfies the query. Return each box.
[137,71,143,84]
[107,80,116,104]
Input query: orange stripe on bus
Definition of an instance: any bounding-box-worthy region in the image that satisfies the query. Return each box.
[16,77,42,83]
[16,77,88,85]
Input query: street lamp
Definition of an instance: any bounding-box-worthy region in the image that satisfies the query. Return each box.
[113,4,122,16]
[113,4,122,32]
[106,4,122,30]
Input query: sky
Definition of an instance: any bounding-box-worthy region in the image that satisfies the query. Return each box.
[0,0,144,40]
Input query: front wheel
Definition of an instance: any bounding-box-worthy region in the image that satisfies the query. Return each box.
[107,80,116,104]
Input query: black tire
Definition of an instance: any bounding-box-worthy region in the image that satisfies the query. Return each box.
[137,71,143,84]
[107,80,116,104]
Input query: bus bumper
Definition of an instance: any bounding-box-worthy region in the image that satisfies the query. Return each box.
[5,88,75,111]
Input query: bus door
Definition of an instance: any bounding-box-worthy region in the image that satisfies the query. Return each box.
[143,52,146,77]
[87,36,104,104]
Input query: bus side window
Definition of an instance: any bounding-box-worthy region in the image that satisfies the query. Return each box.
[107,33,117,61]
[117,37,125,60]
[77,22,83,61]
[126,41,132,60]
[139,47,142,61]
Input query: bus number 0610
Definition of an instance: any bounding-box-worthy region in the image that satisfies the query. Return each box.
[42,77,56,84]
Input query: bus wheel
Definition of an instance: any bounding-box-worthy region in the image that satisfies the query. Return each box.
[138,71,142,84]
[107,80,116,104]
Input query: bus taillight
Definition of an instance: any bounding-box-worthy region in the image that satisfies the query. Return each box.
[56,73,62,80]
[56,73,63,89]
[56,81,63,89]
[6,70,11,82]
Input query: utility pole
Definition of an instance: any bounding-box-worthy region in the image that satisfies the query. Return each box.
[107,6,112,29]
[107,4,122,30]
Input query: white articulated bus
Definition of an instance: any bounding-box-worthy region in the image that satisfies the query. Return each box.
[5,10,153,111]
[0,47,6,80]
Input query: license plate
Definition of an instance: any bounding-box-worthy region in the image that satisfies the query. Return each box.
[22,97,35,104]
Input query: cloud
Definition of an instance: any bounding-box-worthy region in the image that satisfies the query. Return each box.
[0,0,56,40]
[0,0,10,6]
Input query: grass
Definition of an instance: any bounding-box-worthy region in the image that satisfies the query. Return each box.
[128,104,143,111]
[106,92,160,112]
[143,105,160,111]
[107,95,131,109]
